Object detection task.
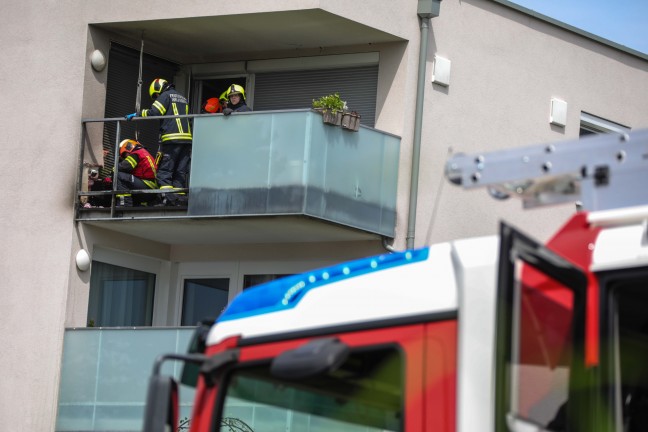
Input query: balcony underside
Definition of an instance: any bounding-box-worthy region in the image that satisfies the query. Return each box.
[80,214,382,245]
[94,9,405,62]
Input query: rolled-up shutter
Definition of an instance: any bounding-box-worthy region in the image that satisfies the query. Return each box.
[253,66,378,127]
[102,43,178,176]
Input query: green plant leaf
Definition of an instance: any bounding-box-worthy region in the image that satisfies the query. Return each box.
[312,92,346,113]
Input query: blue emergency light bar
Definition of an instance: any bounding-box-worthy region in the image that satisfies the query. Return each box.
[217,247,430,322]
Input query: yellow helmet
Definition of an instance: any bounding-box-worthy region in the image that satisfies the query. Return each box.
[226,84,246,101]
[119,139,139,156]
[219,90,228,103]
[148,78,168,100]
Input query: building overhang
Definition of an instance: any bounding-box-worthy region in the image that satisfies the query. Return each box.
[93,9,406,63]
[81,215,382,246]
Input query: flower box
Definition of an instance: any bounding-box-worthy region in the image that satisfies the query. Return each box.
[341,111,361,132]
[322,109,343,126]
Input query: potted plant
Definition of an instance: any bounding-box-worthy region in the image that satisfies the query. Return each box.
[312,93,347,126]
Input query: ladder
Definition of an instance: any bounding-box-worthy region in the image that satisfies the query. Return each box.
[444,128,648,211]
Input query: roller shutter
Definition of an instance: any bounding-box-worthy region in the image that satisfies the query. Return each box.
[253,66,378,127]
[102,43,178,176]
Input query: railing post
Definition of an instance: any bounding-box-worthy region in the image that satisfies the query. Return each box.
[110,122,122,217]
[75,122,88,220]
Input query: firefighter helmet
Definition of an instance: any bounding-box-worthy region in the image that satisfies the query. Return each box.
[226,84,246,101]
[203,97,222,113]
[119,139,139,156]
[219,90,228,104]
[149,78,169,100]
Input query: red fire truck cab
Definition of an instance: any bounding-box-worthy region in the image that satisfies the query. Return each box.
[144,129,648,432]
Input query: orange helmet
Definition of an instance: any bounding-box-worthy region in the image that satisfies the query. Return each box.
[203,97,222,113]
[119,139,139,156]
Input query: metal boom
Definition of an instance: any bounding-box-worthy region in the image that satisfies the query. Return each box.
[445,128,648,211]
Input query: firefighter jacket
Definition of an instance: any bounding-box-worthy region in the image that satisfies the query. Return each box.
[142,86,193,143]
[119,146,158,188]
[229,100,252,113]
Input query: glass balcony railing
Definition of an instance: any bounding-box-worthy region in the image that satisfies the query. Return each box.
[79,109,400,237]
[189,109,400,237]
[56,327,195,432]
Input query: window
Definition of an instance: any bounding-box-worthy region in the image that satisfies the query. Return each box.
[103,43,179,176]
[580,112,630,136]
[219,348,403,432]
[496,224,587,432]
[87,261,155,327]
[181,278,229,325]
[192,77,248,114]
[509,267,575,429]
[254,66,378,127]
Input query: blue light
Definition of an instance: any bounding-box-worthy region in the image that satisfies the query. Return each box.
[218,247,430,322]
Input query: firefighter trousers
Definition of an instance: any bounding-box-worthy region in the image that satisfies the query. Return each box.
[157,142,191,203]
[116,172,157,206]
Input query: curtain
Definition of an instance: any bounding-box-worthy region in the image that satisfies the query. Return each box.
[88,261,155,327]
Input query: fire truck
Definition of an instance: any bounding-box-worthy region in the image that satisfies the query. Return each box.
[144,129,648,432]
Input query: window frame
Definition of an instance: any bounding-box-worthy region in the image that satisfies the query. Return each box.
[211,324,428,432]
[580,112,630,135]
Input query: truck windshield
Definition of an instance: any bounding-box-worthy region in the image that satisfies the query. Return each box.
[218,347,403,432]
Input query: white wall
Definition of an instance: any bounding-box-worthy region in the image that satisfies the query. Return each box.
[1,0,647,430]
[413,0,648,246]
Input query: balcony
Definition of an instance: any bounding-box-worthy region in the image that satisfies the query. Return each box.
[56,327,195,432]
[78,110,401,244]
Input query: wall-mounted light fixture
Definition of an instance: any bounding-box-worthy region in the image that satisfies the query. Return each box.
[90,49,106,72]
[75,249,91,272]
[550,98,567,127]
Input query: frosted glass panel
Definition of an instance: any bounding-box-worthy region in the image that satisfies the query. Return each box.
[189,110,399,237]
[57,328,196,432]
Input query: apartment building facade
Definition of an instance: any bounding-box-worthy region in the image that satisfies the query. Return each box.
[1,0,647,430]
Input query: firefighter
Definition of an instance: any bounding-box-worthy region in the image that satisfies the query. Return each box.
[125,78,192,206]
[222,84,252,115]
[219,90,229,110]
[115,139,158,207]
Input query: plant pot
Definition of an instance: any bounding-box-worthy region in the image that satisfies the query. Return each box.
[341,111,361,132]
[322,109,342,126]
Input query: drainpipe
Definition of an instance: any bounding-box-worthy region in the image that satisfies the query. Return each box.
[406,0,441,250]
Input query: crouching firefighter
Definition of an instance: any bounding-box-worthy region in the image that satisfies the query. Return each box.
[115,139,158,207]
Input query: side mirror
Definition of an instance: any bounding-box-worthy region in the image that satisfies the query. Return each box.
[270,337,350,380]
[142,375,178,432]
[143,353,207,432]
[181,318,214,387]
